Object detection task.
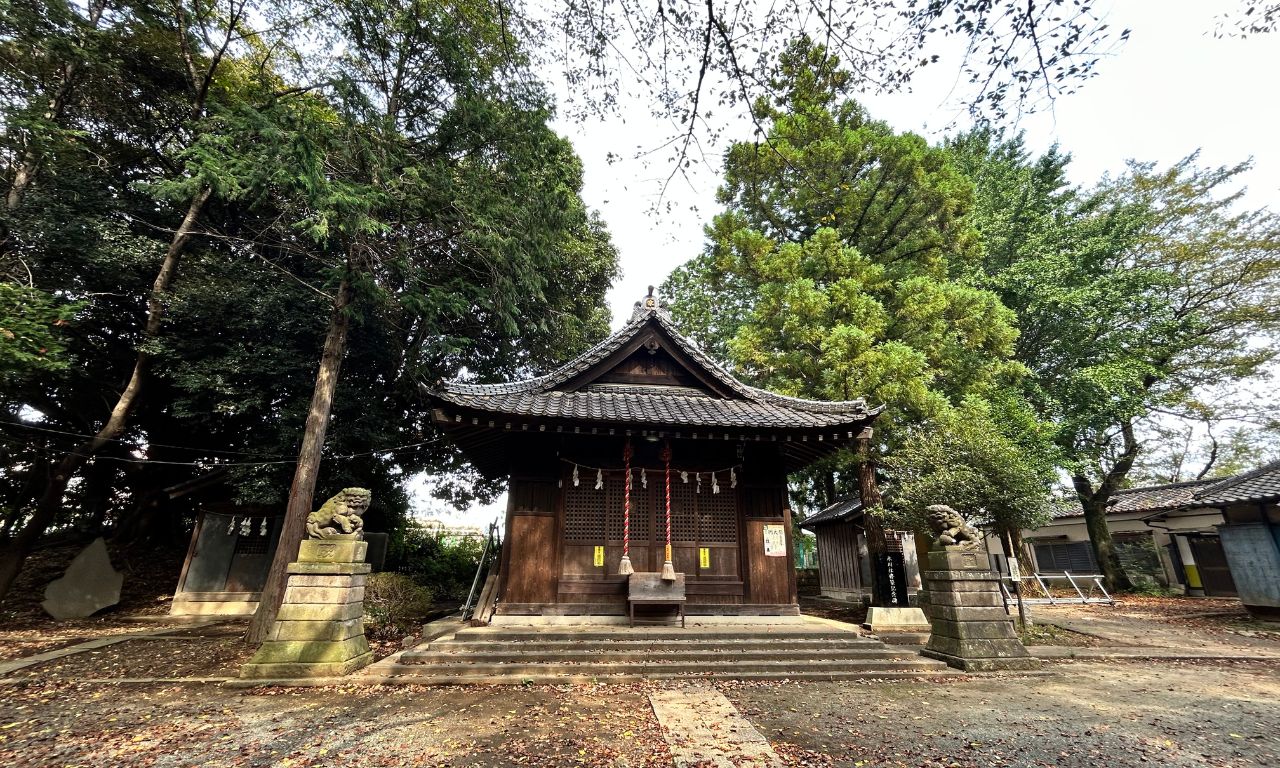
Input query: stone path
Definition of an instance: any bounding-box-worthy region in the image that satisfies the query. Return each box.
[0,620,223,681]
[649,684,782,768]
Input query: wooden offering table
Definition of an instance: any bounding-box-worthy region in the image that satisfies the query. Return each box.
[628,572,686,627]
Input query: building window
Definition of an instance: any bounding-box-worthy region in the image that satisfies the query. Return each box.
[1032,541,1099,573]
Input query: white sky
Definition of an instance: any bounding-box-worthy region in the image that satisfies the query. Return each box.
[416,0,1280,527]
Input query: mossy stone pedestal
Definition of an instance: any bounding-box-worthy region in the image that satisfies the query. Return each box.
[240,537,373,679]
[920,547,1040,672]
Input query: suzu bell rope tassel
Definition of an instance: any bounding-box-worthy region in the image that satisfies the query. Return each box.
[661,440,676,581]
[618,439,634,576]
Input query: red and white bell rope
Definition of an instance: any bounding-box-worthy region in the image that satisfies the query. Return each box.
[618,439,634,575]
[661,440,676,581]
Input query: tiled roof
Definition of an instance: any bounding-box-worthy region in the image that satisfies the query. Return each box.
[1193,461,1280,505]
[427,301,878,430]
[798,496,863,529]
[1108,478,1225,514]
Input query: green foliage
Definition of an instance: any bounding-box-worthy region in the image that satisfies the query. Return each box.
[363,572,435,636]
[386,525,487,602]
[0,0,618,548]
[665,39,1021,437]
[882,397,1055,534]
[0,282,79,380]
[664,39,1046,514]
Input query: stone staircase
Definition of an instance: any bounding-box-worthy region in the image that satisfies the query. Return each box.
[364,624,953,684]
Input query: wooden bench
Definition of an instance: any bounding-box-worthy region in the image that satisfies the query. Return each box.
[627,572,686,627]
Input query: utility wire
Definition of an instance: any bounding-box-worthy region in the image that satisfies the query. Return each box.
[0,421,440,468]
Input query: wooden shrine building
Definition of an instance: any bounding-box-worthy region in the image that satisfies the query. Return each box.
[424,289,881,619]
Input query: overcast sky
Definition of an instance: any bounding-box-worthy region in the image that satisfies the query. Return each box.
[416,0,1280,526]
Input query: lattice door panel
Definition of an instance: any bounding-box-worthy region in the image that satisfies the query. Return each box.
[697,488,738,544]
[563,472,610,543]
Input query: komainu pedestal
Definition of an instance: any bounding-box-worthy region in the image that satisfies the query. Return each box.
[921,547,1040,672]
[240,537,374,679]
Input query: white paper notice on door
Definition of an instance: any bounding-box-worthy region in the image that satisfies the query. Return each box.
[763,524,786,557]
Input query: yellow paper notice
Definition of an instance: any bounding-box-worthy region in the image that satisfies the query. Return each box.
[699,547,710,569]
[593,545,605,567]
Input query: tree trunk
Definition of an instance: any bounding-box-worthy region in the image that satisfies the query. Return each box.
[247,270,355,644]
[1075,486,1134,592]
[856,428,893,606]
[1070,420,1141,592]
[4,0,108,210]
[0,186,211,605]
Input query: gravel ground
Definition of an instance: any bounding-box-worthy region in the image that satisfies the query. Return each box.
[0,661,1275,767]
[723,660,1280,767]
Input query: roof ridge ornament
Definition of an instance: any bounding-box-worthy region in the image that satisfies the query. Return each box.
[631,285,669,321]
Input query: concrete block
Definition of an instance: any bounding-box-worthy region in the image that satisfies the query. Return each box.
[287,561,372,576]
[929,618,1021,640]
[297,539,368,564]
[282,585,365,604]
[923,570,1000,583]
[268,617,365,642]
[927,590,1005,607]
[921,649,1041,672]
[864,606,931,632]
[927,549,986,571]
[925,634,1032,659]
[286,574,366,588]
[276,601,364,622]
[239,652,374,680]
[926,605,1012,622]
[925,579,1001,593]
[248,635,370,665]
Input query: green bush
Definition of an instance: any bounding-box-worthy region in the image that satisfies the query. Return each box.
[364,572,434,637]
[385,525,488,602]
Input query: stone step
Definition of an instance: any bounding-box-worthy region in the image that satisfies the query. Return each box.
[378,657,948,677]
[452,628,865,643]
[366,664,955,685]
[400,647,923,665]
[429,637,885,653]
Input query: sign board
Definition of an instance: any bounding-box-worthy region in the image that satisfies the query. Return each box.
[1008,556,1021,580]
[593,546,605,568]
[699,547,711,569]
[874,552,911,606]
[763,524,786,557]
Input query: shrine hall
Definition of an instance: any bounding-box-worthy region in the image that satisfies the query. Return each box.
[424,289,881,619]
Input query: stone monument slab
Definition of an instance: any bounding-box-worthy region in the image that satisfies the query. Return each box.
[41,538,123,620]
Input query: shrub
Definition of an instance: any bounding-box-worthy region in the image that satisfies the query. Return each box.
[364,572,434,637]
[385,524,488,602]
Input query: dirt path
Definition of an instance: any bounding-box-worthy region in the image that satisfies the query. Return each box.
[1,662,1275,767]
[1032,598,1280,654]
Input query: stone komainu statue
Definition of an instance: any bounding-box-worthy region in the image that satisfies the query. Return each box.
[306,488,371,539]
[925,504,981,549]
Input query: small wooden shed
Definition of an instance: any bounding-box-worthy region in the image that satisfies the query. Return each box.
[800,495,922,605]
[424,289,881,619]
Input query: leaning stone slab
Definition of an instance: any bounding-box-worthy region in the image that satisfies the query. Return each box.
[42,538,123,620]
